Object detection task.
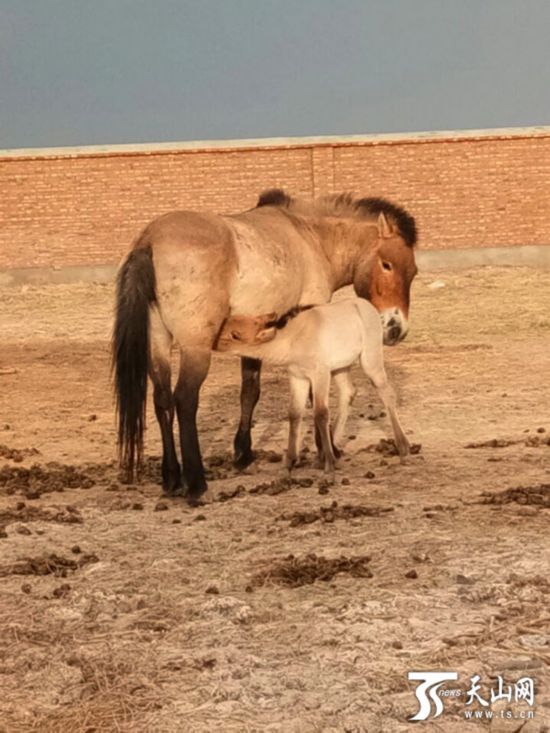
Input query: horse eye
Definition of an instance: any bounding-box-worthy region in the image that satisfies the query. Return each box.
[382,261,392,271]
[231,331,241,340]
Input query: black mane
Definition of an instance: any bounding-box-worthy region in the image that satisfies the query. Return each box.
[266,305,315,330]
[257,188,293,208]
[355,197,417,247]
[255,188,417,247]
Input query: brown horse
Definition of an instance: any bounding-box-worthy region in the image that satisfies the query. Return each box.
[113,189,418,503]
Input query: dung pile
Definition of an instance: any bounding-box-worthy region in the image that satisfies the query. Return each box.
[251,552,373,588]
[278,500,394,527]
[0,463,95,498]
[0,551,98,577]
[478,484,550,507]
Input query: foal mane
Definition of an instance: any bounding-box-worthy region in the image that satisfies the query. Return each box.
[265,305,315,330]
[256,188,417,247]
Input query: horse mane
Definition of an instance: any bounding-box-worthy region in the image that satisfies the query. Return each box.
[256,188,417,247]
[265,304,315,330]
[257,188,293,208]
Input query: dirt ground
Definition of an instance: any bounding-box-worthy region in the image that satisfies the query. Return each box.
[0,267,549,733]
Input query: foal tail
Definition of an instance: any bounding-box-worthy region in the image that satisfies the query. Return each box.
[112,244,156,479]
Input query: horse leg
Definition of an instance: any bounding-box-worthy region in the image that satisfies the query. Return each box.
[314,421,341,463]
[359,351,410,459]
[314,371,351,464]
[314,422,324,466]
[312,371,336,479]
[312,389,330,467]
[332,368,357,453]
[174,348,212,504]
[286,375,310,476]
[149,307,181,494]
[233,357,262,469]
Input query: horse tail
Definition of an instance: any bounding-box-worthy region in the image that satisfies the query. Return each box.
[112,243,156,479]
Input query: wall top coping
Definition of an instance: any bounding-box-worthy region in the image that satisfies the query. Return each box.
[1,126,550,162]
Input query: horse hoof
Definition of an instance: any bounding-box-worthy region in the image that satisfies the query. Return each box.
[323,467,336,484]
[188,488,214,506]
[285,451,298,470]
[163,484,186,497]
[162,461,183,496]
[233,449,256,470]
[162,477,184,496]
[398,443,411,462]
[184,477,209,506]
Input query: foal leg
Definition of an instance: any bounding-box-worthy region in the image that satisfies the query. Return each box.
[314,420,342,463]
[359,351,410,459]
[312,371,337,479]
[314,370,352,463]
[233,357,262,469]
[314,422,324,466]
[286,376,310,475]
[332,368,357,451]
[149,307,181,494]
[174,348,212,504]
[312,383,331,466]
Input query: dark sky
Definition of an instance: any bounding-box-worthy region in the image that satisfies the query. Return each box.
[1,0,549,149]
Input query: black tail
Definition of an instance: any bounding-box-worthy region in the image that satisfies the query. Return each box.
[112,244,156,479]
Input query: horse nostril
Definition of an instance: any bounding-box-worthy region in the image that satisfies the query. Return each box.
[388,325,401,341]
[387,317,397,327]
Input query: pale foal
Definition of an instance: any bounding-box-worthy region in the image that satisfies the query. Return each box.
[216,298,410,480]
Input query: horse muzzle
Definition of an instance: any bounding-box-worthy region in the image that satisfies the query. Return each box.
[381,309,409,346]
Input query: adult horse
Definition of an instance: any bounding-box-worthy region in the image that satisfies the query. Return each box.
[113,189,418,503]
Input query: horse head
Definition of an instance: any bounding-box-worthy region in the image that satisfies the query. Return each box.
[353,211,418,345]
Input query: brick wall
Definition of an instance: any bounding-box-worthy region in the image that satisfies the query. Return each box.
[1,128,549,270]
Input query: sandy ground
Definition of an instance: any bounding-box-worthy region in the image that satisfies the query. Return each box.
[0,267,549,733]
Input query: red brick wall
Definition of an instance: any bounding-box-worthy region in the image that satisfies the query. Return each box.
[1,129,549,270]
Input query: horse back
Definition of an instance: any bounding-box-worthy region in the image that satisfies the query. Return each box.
[289,301,364,371]
[139,209,234,252]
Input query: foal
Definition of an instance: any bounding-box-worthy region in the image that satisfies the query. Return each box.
[216,299,410,478]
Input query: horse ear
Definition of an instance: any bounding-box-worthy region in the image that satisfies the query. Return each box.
[257,326,277,343]
[377,212,393,239]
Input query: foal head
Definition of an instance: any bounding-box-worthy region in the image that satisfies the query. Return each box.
[216,313,277,351]
[353,202,418,345]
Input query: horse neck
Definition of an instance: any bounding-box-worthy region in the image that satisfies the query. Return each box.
[315,218,379,290]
